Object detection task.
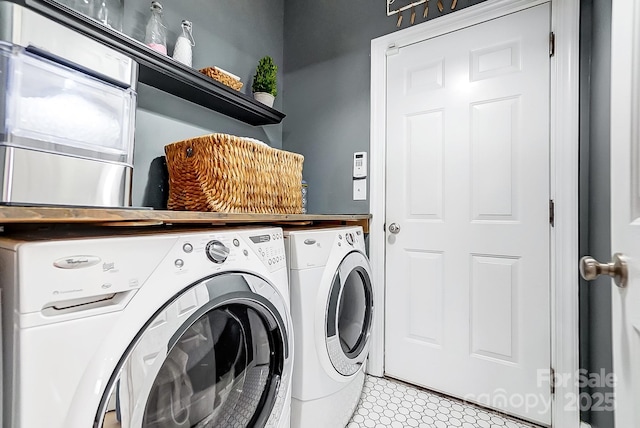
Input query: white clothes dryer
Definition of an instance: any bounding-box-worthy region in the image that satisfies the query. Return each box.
[0,227,292,428]
[284,226,374,428]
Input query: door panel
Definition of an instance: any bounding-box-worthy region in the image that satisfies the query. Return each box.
[610,0,640,425]
[407,251,444,345]
[384,4,551,425]
[471,98,519,220]
[407,111,444,219]
[470,255,519,362]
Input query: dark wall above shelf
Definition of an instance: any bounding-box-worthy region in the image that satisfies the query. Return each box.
[17,0,286,126]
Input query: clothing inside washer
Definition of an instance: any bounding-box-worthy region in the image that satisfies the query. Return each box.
[142,304,277,428]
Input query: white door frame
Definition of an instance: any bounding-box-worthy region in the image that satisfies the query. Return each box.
[368,1,580,427]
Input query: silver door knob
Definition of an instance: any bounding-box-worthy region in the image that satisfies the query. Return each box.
[579,253,628,288]
[388,223,401,234]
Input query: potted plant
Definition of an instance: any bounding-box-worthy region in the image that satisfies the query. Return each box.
[252,56,278,108]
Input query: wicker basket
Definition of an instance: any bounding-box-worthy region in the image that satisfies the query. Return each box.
[164,133,304,214]
[199,67,244,91]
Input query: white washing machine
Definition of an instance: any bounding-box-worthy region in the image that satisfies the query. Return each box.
[0,226,292,428]
[284,226,374,428]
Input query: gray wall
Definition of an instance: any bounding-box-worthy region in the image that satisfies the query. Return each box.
[122,0,285,207]
[282,0,484,214]
[580,0,614,427]
[579,0,593,423]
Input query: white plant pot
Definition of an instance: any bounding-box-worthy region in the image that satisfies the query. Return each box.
[253,92,275,108]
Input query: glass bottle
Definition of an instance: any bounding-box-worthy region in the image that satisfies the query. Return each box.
[172,20,195,67]
[73,0,94,18]
[301,179,308,214]
[145,1,167,55]
[95,0,123,32]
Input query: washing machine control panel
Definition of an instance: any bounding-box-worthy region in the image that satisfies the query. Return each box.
[205,240,230,264]
[345,232,355,246]
[247,231,286,272]
[174,229,285,273]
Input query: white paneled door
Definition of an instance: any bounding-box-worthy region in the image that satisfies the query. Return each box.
[609,0,640,425]
[384,4,551,425]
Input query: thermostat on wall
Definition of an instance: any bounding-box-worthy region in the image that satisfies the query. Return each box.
[353,152,367,201]
[353,152,367,178]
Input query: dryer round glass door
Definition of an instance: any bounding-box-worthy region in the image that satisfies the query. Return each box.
[95,273,290,428]
[325,251,374,376]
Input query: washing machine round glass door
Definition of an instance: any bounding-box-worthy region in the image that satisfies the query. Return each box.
[325,251,374,376]
[95,272,290,428]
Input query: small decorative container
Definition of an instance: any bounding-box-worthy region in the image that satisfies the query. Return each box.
[199,66,243,91]
[172,20,195,67]
[144,1,167,55]
[253,92,275,108]
[95,0,123,32]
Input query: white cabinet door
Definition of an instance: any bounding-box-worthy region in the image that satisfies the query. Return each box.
[384,4,552,425]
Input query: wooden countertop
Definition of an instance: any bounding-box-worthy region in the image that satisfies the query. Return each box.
[0,206,371,232]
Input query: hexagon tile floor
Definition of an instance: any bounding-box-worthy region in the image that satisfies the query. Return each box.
[347,376,540,428]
